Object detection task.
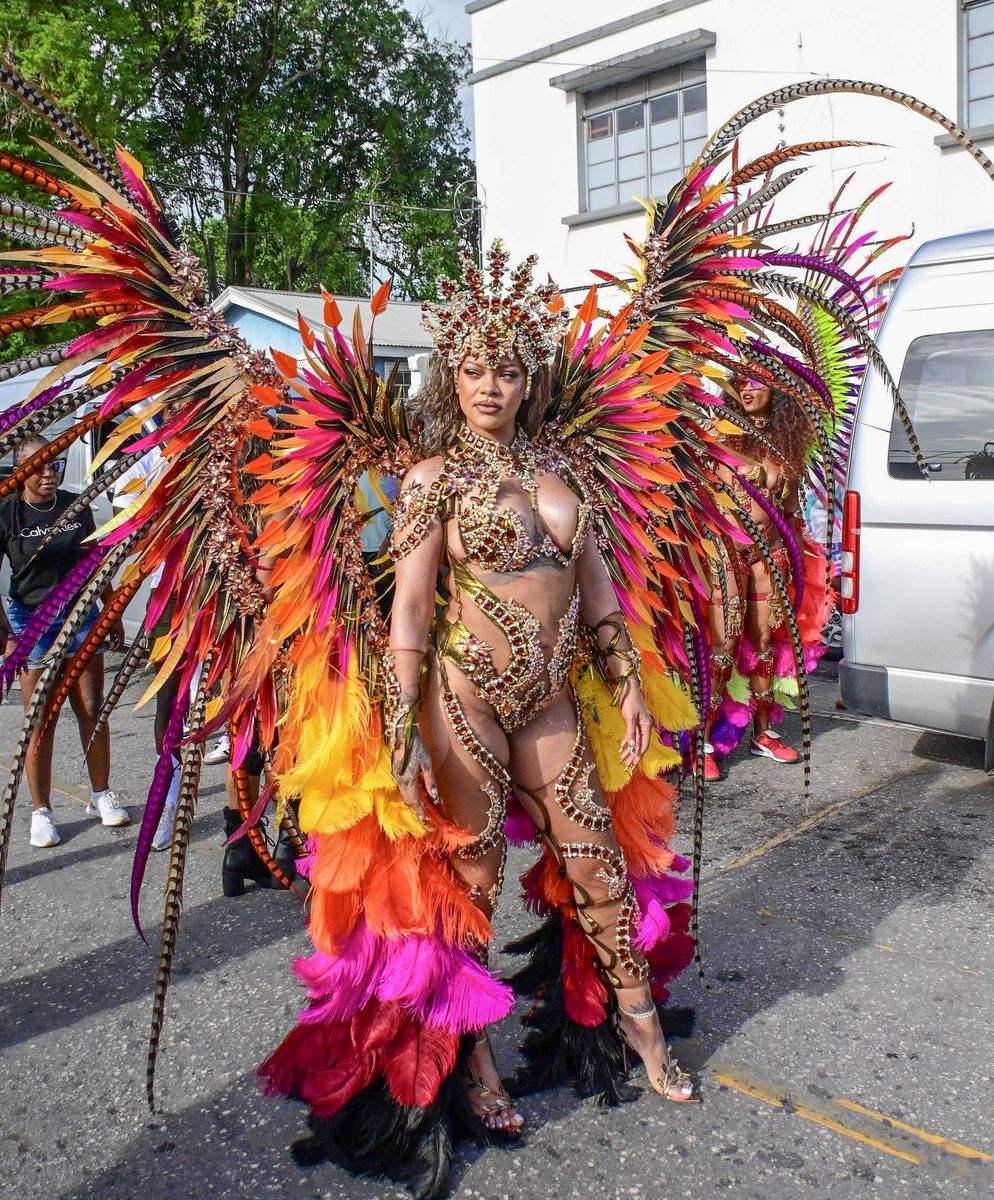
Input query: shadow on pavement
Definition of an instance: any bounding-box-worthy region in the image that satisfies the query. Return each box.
[52,1067,499,1200]
[912,729,987,771]
[0,870,301,1054]
[3,825,134,887]
[679,760,994,1072]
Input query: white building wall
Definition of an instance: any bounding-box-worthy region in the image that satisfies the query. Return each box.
[469,0,993,290]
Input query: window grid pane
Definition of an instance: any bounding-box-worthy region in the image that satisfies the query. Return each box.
[584,78,708,211]
[967,1,994,39]
[585,109,617,209]
[969,63,994,101]
[969,31,994,69]
[969,92,994,125]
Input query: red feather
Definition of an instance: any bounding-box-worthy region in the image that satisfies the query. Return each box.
[350,998,404,1051]
[383,1018,459,1106]
[370,277,392,315]
[561,920,609,1027]
[303,1045,381,1117]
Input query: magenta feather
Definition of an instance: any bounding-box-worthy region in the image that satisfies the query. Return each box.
[297,922,513,1033]
[114,148,167,234]
[0,545,105,693]
[632,870,694,951]
[130,684,191,944]
[0,380,71,435]
[504,793,535,845]
[746,339,834,407]
[762,252,867,308]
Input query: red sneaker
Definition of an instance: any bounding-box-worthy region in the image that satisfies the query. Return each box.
[703,747,722,781]
[749,730,799,763]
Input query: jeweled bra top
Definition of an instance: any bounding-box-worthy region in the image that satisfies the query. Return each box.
[389,426,592,573]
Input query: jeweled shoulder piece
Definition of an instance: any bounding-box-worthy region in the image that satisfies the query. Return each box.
[422,239,569,373]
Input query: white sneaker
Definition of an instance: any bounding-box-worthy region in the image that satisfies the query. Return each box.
[30,807,61,848]
[85,790,130,827]
[151,801,177,852]
[203,733,230,766]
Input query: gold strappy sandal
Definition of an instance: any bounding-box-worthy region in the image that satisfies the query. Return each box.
[461,1036,525,1133]
[616,1000,700,1104]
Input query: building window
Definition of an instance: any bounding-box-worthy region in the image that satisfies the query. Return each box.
[583,66,707,213]
[966,0,994,128]
[380,358,413,400]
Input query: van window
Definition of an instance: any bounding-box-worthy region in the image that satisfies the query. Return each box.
[888,329,994,480]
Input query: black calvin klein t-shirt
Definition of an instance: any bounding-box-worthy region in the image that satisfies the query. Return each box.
[0,489,96,609]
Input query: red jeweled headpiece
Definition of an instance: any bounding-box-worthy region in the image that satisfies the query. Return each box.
[422,239,568,374]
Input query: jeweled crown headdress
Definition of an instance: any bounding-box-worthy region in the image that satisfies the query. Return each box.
[421,239,568,374]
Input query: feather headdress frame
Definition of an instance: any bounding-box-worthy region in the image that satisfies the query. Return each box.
[421,239,569,375]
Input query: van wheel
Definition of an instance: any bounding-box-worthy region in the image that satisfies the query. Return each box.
[986,697,994,775]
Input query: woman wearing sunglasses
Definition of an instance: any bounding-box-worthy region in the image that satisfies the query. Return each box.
[0,436,128,846]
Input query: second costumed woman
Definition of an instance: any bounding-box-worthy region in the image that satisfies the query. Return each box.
[702,375,833,779]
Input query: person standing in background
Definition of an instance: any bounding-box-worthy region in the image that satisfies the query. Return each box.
[0,437,128,846]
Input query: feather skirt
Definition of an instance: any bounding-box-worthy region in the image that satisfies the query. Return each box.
[711,531,835,757]
[259,658,695,1198]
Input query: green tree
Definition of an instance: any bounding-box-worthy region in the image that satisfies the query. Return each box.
[0,0,473,364]
[142,0,472,296]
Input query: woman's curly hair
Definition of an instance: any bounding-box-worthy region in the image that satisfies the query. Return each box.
[410,351,552,456]
[723,376,816,479]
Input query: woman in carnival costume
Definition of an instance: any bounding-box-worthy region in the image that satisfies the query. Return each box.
[0,56,991,1200]
[698,176,910,782]
[254,246,706,1170]
[262,248,701,1138]
[702,374,829,777]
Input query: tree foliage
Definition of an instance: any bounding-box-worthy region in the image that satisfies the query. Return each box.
[0,0,474,362]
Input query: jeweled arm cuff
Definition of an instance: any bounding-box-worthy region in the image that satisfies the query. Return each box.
[389,478,447,562]
[380,648,423,775]
[589,612,642,705]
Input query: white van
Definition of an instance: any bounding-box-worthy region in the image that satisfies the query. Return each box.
[839,227,994,769]
[0,365,152,643]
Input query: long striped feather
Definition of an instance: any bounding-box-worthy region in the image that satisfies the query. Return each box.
[146,651,213,1109]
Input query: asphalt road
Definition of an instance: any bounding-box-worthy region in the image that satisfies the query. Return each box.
[1,658,992,1200]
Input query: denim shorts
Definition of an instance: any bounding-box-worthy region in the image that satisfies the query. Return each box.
[6,596,102,670]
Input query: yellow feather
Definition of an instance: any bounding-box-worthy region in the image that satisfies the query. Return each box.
[282,658,425,839]
[643,669,699,732]
[576,666,690,793]
[576,670,632,793]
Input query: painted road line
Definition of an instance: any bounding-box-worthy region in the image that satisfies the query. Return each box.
[835,1099,993,1163]
[711,1063,993,1169]
[702,761,931,883]
[710,1063,922,1164]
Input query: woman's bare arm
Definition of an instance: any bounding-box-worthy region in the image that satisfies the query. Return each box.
[386,459,446,811]
[576,530,650,767]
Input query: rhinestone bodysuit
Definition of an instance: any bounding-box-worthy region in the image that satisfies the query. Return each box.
[391,427,592,733]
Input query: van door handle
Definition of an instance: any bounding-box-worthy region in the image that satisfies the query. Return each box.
[927,462,942,473]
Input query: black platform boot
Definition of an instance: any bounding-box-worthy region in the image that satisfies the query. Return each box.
[273,822,298,884]
[222,806,275,897]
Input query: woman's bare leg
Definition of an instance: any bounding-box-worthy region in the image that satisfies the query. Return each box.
[509,688,696,1102]
[420,661,523,1132]
[68,655,109,792]
[746,560,775,736]
[19,666,58,812]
